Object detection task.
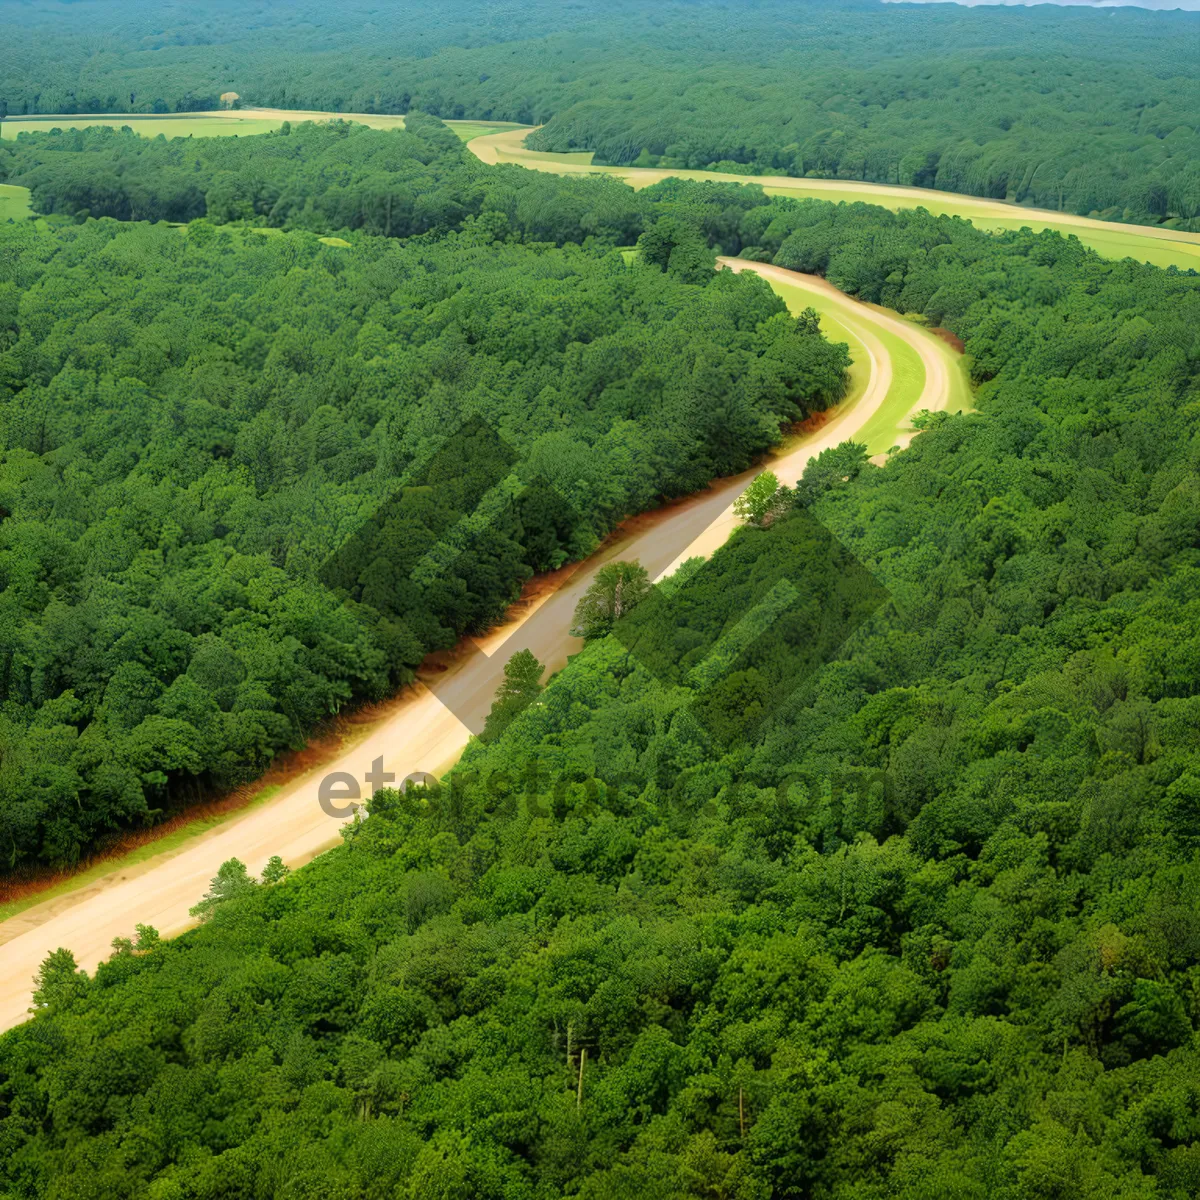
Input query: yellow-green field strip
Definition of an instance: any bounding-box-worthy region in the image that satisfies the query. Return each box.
[1,116,284,140]
[470,128,1200,273]
[762,277,875,418]
[447,121,524,142]
[11,112,1194,269]
[0,184,32,221]
[1,112,514,144]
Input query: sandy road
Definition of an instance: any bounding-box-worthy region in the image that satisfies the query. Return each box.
[0,259,957,1033]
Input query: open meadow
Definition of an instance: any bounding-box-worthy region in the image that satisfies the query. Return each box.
[1,115,283,140]
[0,184,32,221]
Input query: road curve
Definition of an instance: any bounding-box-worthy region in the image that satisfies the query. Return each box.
[722,258,954,449]
[0,260,956,1033]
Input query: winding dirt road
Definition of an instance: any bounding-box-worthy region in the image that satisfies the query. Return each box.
[0,256,959,1033]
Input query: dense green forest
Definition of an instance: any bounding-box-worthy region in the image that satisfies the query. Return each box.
[0,0,1196,226]
[0,116,858,872]
[3,191,1199,1195]
[0,116,646,244]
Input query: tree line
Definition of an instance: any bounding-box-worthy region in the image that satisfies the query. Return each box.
[0,114,649,247]
[0,0,1196,227]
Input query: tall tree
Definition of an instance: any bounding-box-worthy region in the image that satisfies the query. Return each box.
[733,471,787,527]
[480,649,545,743]
[571,561,651,640]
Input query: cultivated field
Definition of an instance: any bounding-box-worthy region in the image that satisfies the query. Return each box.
[447,120,524,142]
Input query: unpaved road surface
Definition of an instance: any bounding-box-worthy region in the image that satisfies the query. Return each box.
[0,260,956,1033]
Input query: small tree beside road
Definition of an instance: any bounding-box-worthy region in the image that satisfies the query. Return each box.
[571,561,651,640]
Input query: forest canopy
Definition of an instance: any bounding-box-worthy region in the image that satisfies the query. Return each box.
[0,121,854,871]
[2,4,1200,1190]
[0,114,648,245]
[2,192,1199,1198]
[0,0,1196,226]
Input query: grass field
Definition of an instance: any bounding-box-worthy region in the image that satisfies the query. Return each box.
[761,272,935,455]
[8,111,1197,271]
[853,324,931,454]
[445,121,524,142]
[0,184,32,221]
[980,217,1200,272]
[1,110,410,141]
[1,116,283,140]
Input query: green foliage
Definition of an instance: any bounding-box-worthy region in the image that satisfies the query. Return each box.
[732,471,786,527]
[571,561,651,640]
[792,441,870,509]
[261,855,290,884]
[636,216,716,285]
[480,650,545,745]
[1,0,1195,224]
[133,923,160,950]
[4,115,647,245]
[189,856,256,921]
[3,11,1200,1189]
[29,947,86,1012]
[3,181,1199,1198]
[0,193,847,869]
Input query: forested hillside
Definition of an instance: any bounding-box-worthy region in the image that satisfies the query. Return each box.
[0,0,1196,226]
[3,197,1199,1195]
[0,118,854,871]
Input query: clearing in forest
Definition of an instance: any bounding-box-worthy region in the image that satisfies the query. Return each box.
[0,116,282,140]
[0,184,32,221]
[446,120,524,142]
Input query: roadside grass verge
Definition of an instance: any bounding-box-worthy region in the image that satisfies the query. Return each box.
[0,785,283,926]
[758,272,926,453]
[853,322,926,455]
